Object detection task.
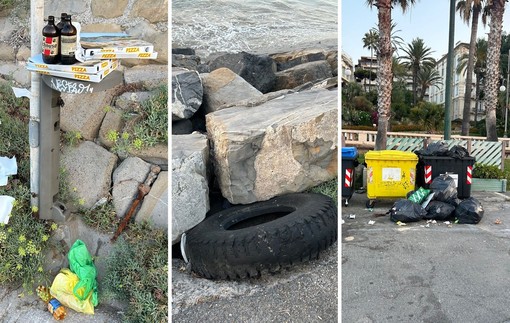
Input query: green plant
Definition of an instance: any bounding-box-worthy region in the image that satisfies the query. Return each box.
[0,182,54,294]
[307,179,338,205]
[62,130,83,147]
[81,201,119,233]
[102,222,168,323]
[473,162,505,179]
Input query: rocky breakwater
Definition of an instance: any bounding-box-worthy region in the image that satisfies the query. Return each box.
[172,46,338,244]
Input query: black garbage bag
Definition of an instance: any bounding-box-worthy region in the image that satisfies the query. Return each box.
[448,145,469,158]
[388,199,427,223]
[425,201,456,221]
[455,197,484,224]
[415,141,449,156]
[430,174,458,203]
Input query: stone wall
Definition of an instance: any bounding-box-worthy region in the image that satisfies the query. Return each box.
[0,0,168,86]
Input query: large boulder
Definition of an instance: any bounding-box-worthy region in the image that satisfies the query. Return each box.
[60,141,118,209]
[270,49,327,71]
[172,133,210,244]
[172,68,203,120]
[207,89,337,204]
[201,68,262,113]
[136,171,168,229]
[274,60,333,91]
[112,157,152,218]
[208,52,276,93]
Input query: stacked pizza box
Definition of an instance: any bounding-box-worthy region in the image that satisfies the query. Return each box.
[28,32,158,83]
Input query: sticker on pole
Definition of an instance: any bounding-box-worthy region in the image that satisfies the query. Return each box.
[382,168,401,181]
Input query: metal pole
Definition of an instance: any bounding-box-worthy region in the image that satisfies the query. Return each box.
[505,49,510,137]
[444,0,456,140]
[30,0,44,215]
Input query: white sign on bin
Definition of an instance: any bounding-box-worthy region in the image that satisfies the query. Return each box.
[441,173,458,187]
[382,168,401,181]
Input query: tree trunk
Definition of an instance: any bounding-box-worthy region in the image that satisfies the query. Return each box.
[485,0,505,141]
[375,0,392,151]
[412,65,417,105]
[461,7,480,136]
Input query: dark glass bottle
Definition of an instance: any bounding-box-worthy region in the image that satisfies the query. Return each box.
[56,12,67,31]
[42,16,60,64]
[60,15,77,65]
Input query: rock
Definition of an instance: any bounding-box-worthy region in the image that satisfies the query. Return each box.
[0,63,30,86]
[172,68,203,120]
[115,91,152,111]
[311,77,338,90]
[45,0,88,16]
[172,54,201,70]
[326,51,338,76]
[124,64,168,89]
[61,87,119,140]
[202,68,262,113]
[136,171,168,229]
[197,64,210,73]
[270,49,326,71]
[98,107,125,148]
[15,45,31,61]
[219,89,295,109]
[173,48,196,55]
[0,43,15,61]
[208,52,276,93]
[172,119,193,135]
[206,89,338,204]
[0,18,15,42]
[91,0,128,18]
[112,157,152,218]
[172,133,209,244]
[61,141,118,209]
[81,23,123,33]
[131,143,168,166]
[131,0,168,23]
[274,60,333,91]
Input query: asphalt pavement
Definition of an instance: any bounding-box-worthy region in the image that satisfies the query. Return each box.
[342,189,510,322]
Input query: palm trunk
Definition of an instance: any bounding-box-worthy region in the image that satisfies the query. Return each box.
[413,65,418,105]
[375,0,392,151]
[461,7,480,136]
[485,0,505,141]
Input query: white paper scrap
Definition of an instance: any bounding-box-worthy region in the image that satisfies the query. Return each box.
[0,196,15,224]
[0,156,17,186]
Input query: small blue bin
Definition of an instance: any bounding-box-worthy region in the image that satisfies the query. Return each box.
[341,147,359,206]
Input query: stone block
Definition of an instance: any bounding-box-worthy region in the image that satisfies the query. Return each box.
[206,89,338,204]
[172,133,209,244]
[15,45,31,61]
[81,23,123,33]
[112,157,152,217]
[91,0,128,18]
[208,52,276,93]
[172,68,203,120]
[136,171,168,229]
[131,0,168,23]
[124,64,168,89]
[61,141,118,209]
[61,87,119,140]
[274,60,333,91]
[98,107,125,148]
[202,68,262,113]
[131,143,168,166]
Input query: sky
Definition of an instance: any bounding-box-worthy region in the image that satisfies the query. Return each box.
[341,1,510,63]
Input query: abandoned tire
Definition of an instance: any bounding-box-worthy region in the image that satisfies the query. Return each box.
[183,193,337,279]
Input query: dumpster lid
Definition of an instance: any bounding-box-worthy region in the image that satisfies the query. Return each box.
[342,147,358,158]
[365,150,418,161]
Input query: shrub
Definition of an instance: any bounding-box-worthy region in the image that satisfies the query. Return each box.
[307,179,338,205]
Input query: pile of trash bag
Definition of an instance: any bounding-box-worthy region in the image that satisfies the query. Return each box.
[388,174,484,224]
[415,141,470,159]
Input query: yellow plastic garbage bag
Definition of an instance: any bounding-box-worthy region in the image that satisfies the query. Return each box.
[50,269,94,315]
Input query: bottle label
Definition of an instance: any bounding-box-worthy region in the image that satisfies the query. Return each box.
[42,36,59,56]
[61,35,77,56]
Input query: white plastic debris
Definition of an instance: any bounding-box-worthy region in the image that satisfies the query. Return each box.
[0,196,15,224]
[0,156,17,186]
[368,220,375,225]
[444,221,451,225]
[11,87,32,100]
[349,214,356,219]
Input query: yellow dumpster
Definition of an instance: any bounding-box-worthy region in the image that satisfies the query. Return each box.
[365,150,418,208]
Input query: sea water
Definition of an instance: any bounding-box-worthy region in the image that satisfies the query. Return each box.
[171,0,338,58]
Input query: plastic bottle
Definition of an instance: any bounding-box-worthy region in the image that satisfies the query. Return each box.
[37,285,67,320]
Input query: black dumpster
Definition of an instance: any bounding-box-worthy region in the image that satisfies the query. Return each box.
[342,147,359,206]
[416,155,476,199]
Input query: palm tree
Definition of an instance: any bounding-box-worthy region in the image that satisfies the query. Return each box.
[362,29,379,90]
[457,38,488,123]
[392,56,407,81]
[417,66,443,101]
[369,22,405,55]
[457,0,488,135]
[365,0,418,151]
[484,0,506,141]
[400,38,436,106]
